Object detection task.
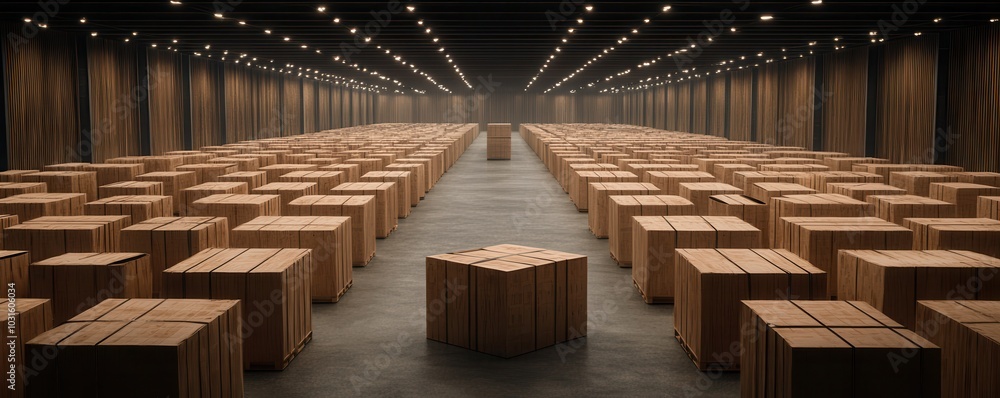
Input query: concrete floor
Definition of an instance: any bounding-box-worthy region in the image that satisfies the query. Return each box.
[244,133,740,397]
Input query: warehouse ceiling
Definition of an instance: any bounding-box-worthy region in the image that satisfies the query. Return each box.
[2,1,998,94]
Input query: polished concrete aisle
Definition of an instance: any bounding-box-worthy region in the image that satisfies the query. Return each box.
[245,133,739,397]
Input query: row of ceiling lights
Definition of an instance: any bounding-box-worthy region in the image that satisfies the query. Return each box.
[524,4,594,92]
[406,9,473,90]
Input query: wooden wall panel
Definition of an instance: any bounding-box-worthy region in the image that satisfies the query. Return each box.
[676,82,692,132]
[691,79,708,134]
[224,63,254,143]
[756,63,782,145]
[666,85,678,131]
[147,49,184,154]
[303,80,317,133]
[876,35,939,163]
[654,86,666,129]
[87,38,140,162]
[279,75,300,136]
[708,76,727,137]
[777,57,815,149]
[729,69,753,141]
[947,25,1000,172]
[2,26,79,169]
[190,57,222,148]
[822,47,868,156]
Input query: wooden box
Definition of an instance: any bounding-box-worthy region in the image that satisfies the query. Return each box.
[4,298,52,398]
[394,158,434,190]
[0,170,38,183]
[678,182,744,215]
[588,182,661,238]
[823,157,890,172]
[564,163,618,192]
[260,164,318,183]
[946,171,1000,187]
[26,298,243,397]
[209,157,259,172]
[162,248,311,370]
[345,158,385,176]
[741,300,940,398]
[769,194,873,247]
[915,301,1000,398]
[732,171,808,191]
[232,216,352,302]
[176,163,239,185]
[182,182,249,216]
[852,163,919,181]
[320,164,362,183]
[569,171,638,211]
[98,181,163,198]
[487,137,512,160]
[711,164,755,185]
[0,250,29,293]
[675,249,826,371]
[868,195,958,225]
[108,155,184,173]
[929,182,1000,217]
[361,171,414,215]
[632,216,761,303]
[5,216,130,262]
[890,171,960,197]
[23,171,98,202]
[83,164,145,188]
[386,163,427,198]
[608,195,696,266]
[252,183,319,215]
[0,182,47,199]
[0,193,86,222]
[218,171,267,191]
[0,214,18,249]
[137,171,199,214]
[980,196,1000,220]
[487,123,512,138]
[29,252,152,324]
[775,217,913,298]
[192,194,281,228]
[330,183,398,238]
[426,245,586,358]
[120,216,230,298]
[164,150,216,164]
[747,182,815,204]
[827,182,907,201]
[280,171,346,194]
[645,171,716,196]
[903,218,1000,257]
[287,196,376,267]
[84,195,174,224]
[801,171,884,192]
[233,153,277,167]
[839,249,1000,328]
[708,195,769,247]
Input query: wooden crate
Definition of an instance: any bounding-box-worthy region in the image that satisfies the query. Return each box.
[903,218,1000,257]
[6,215,130,262]
[868,195,958,225]
[569,171,638,211]
[392,159,433,191]
[732,171,808,191]
[712,164,755,185]
[741,300,940,398]
[386,163,427,199]
[852,163,919,181]
[946,171,1000,187]
[163,150,216,164]
[929,182,1000,217]
[775,217,913,298]
[708,195,769,247]
[487,123,512,137]
[287,196,376,267]
[823,157,890,172]
[487,137,512,160]
[120,216,229,297]
[747,182,815,204]
[137,171,199,215]
[162,248,311,370]
[426,245,586,358]
[84,195,174,224]
[319,163,361,183]
[27,298,243,397]
[889,171,960,197]
[675,249,826,371]
[915,301,1000,398]
[218,171,267,191]
[209,156,259,172]
[23,171,98,202]
[678,182,744,215]
[98,181,163,198]
[233,153,278,167]
[330,183,398,238]
[176,163,239,185]
[632,216,761,303]
[281,153,317,164]
[107,155,184,173]
[980,196,1000,220]
[260,164,318,183]
[0,182,47,198]
[83,164,145,188]
[826,182,907,201]
[769,194,873,247]
[181,182,249,216]
[280,171,346,194]
[29,252,151,324]
[0,170,38,183]
[345,158,385,176]
[645,171,716,196]
[589,182,661,238]
[361,171,414,215]
[564,163,617,191]
[800,171,884,192]
[0,250,29,293]
[192,194,281,228]
[231,217,352,302]
[608,195,696,266]
[839,249,1000,328]
[252,182,319,215]
[4,298,52,398]
[0,214,19,249]
[0,193,85,222]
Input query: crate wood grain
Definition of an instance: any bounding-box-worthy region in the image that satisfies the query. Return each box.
[107,155,184,173]
[747,182,815,204]
[0,250,30,294]
[945,171,1000,187]
[4,298,52,398]
[5,215,130,263]
[82,164,145,188]
[708,195,769,247]
[800,171,884,192]
[588,182,661,238]
[218,171,268,191]
[608,195,696,266]
[980,196,1000,220]
[29,252,152,324]
[0,193,86,222]
[136,171,199,214]
[826,182,907,201]
[361,171,414,215]
[928,182,1000,217]
[889,171,961,197]
[259,164,319,183]
[732,171,809,192]
[182,182,249,216]
[823,157,890,172]
[902,218,1000,257]
[868,195,958,225]
[22,171,98,202]
[84,195,174,224]
[280,171,346,195]
[98,181,164,199]
[678,182,744,215]
[569,171,638,211]
[120,216,230,298]
[386,163,427,200]
[0,182,47,199]
[0,170,39,183]
[287,196,376,267]
[330,183,398,238]
[915,301,1000,398]
[192,194,281,228]
[645,171,716,196]
[769,194,873,247]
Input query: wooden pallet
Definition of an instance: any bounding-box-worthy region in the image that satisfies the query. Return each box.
[248,331,314,371]
[313,280,354,304]
[673,329,739,372]
[633,279,673,304]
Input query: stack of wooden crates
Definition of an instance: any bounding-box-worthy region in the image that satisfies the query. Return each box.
[487,123,512,160]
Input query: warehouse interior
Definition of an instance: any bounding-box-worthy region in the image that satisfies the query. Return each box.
[1,1,999,397]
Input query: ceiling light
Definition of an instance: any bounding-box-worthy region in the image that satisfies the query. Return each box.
[418,20,424,25]
[317,6,326,12]
[350,28,357,33]
[238,21,246,25]
[812,0,822,4]
[91,32,98,36]
[662,5,672,12]
[914,32,922,36]
[170,0,181,4]
[761,15,774,21]
[407,6,415,12]
[933,18,942,23]
[644,18,650,23]
[80,17,86,23]
[333,17,340,23]
[284,37,290,41]
[214,13,223,18]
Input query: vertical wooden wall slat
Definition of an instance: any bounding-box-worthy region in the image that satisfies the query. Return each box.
[87,38,140,162]
[822,47,868,156]
[147,49,184,154]
[876,35,939,163]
